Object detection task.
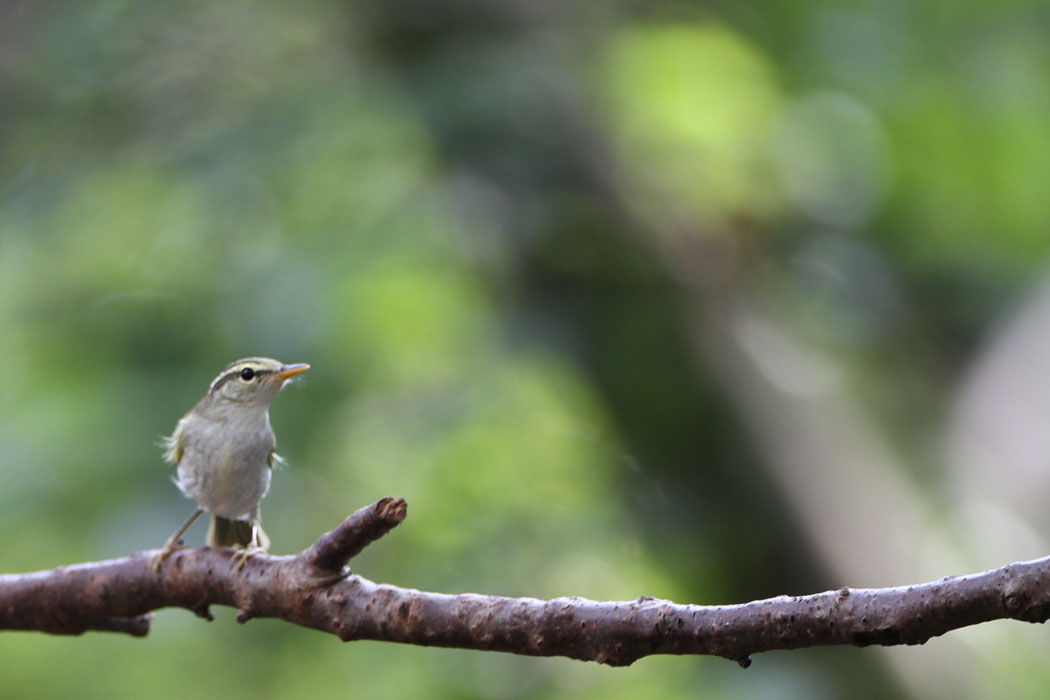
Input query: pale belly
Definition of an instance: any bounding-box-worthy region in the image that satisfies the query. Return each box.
[175,433,273,519]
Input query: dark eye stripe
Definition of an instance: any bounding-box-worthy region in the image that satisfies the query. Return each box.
[210,365,272,392]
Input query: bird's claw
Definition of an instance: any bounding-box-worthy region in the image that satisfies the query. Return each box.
[151,539,184,575]
[230,545,265,572]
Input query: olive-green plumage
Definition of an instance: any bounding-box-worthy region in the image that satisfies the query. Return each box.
[154,357,309,569]
[207,515,256,548]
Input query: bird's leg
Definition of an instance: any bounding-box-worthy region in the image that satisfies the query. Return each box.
[230,510,269,572]
[152,508,204,573]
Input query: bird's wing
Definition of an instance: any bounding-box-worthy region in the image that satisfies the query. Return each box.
[162,418,187,465]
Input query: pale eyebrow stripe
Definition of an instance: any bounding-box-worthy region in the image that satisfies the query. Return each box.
[208,364,274,392]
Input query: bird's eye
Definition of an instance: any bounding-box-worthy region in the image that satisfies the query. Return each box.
[240,367,255,381]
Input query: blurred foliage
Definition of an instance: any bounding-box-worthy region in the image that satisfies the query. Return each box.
[2,0,1050,698]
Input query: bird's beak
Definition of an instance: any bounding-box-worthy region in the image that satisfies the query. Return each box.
[272,363,310,383]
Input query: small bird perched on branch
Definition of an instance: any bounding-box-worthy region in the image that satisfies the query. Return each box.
[153,357,309,570]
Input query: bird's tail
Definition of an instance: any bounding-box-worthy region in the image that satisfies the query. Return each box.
[207,515,269,549]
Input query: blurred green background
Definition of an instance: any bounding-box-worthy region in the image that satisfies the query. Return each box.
[4,1,1050,698]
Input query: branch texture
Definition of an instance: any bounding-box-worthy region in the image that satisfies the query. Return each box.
[2,497,1049,667]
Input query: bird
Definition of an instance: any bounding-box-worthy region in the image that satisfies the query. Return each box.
[153,357,309,570]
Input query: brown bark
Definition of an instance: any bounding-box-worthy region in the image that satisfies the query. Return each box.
[1,497,1048,667]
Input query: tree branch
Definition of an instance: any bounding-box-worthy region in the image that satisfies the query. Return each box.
[2,497,1048,667]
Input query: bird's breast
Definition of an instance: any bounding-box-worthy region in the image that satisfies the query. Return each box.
[174,413,275,519]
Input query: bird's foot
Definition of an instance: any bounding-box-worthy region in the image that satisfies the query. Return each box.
[230,544,266,572]
[151,538,184,575]
[153,508,203,575]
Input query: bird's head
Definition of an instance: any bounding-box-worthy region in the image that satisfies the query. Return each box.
[205,357,310,407]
